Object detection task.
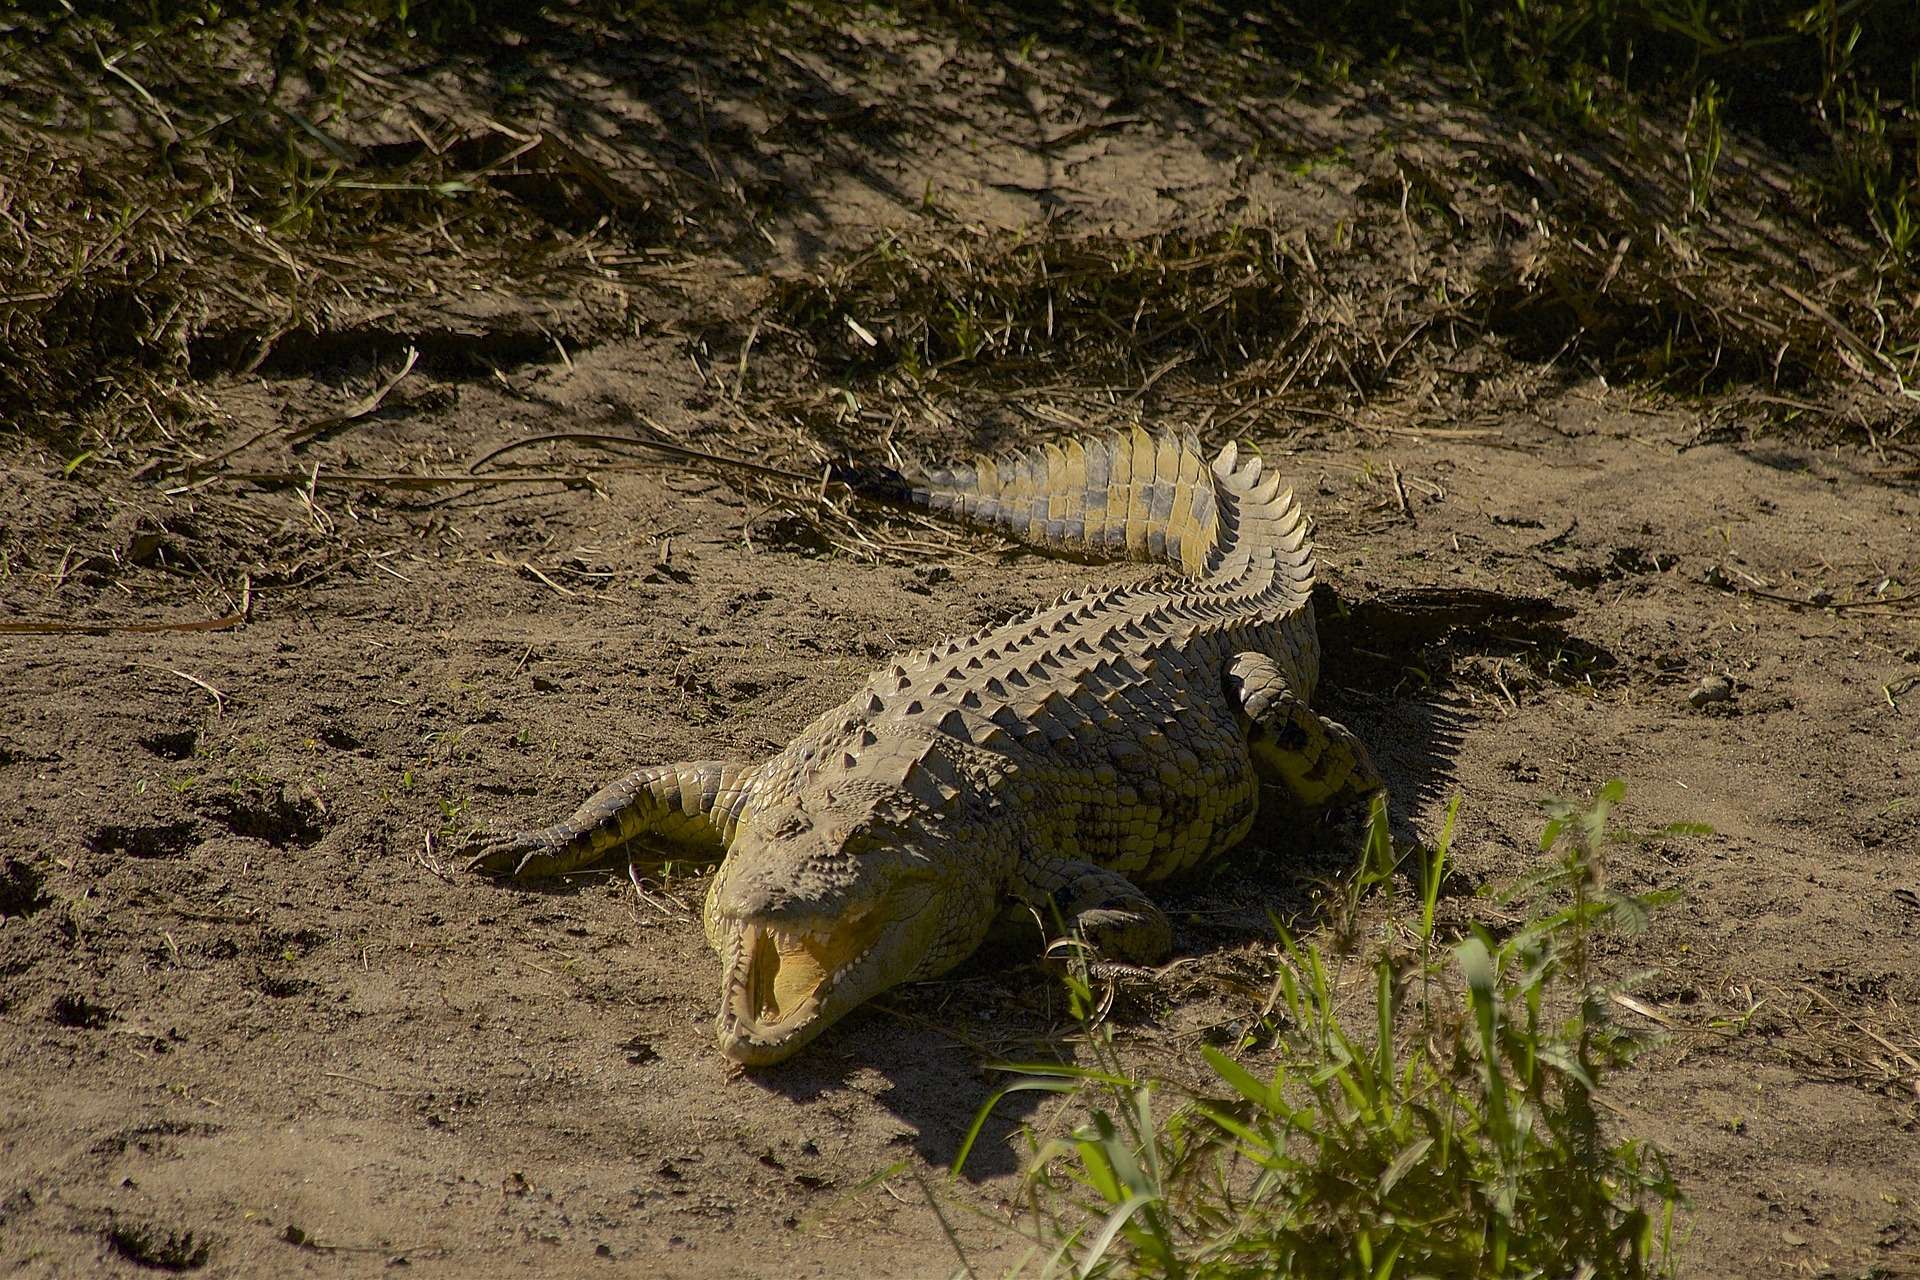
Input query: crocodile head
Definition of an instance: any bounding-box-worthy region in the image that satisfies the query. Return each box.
[704,772,994,1066]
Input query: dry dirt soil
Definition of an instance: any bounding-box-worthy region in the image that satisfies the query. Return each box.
[3,8,1918,1278]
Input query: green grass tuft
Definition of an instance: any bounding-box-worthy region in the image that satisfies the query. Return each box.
[959,784,1687,1279]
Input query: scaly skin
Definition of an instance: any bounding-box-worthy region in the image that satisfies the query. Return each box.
[464,428,1387,1065]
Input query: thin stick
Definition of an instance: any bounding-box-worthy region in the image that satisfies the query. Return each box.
[908,1165,980,1280]
[157,666,226,713]
[1389,460,1414,521]
[627,863,693,922]
[415,834,453,885]
[1797,983,1920,1075]
[1361,422,1504,441]
[174,348,422,476]
[321,1071,410,1092]
[466,430,813,483]
[188,470,601,490]
[1729,587,1920,614]
[489,553,574,597]
[0,609,246,635]
[287,345,420,446]
[1775,283,1899,380]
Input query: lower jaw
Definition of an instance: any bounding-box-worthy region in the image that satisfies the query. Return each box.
[714,1005,831,1066]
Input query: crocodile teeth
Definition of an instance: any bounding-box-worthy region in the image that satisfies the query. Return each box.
[766,925,831,950]
[719,915,884,1050]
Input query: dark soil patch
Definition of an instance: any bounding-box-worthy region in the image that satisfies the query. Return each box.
[106,1221,212,1271]
[196,791,324,847]
[0,858,48,918]
[138,730,199,761]
[252,973,315,999]
[85,823,199,861]
[49,993,113,1030]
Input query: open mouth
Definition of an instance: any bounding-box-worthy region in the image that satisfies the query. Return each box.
[715,912,886,1064]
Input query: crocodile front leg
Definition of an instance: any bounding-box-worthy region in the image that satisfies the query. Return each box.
[1012,856,1174,965]
[1226,651,1386,809]
[465,760,755,880]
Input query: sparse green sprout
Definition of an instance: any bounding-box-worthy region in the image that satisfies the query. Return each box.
[437,794,471,836]
[1683,83,1725,217]
[960,785,1687,1279]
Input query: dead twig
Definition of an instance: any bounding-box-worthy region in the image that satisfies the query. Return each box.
[321,1071,413,1093]
[1774,283,1900,383]
[154,665,226,713]
[627,863,695,923]
[1360,422,1505,442]
[1389,459,1414,522]
[465,429,813,484]
[1726,586,1920,614]
[1796,982,1920,1092]
[184,469,601,491]
[488,552,574,597]
[287,345,420,447]
[416,834,453,884]
[0,604,247,636]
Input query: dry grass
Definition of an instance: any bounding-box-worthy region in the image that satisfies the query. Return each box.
[0,5,682,455]
[744,4,1920,455]
[763,181,1918,457]
[5,2,1916,469]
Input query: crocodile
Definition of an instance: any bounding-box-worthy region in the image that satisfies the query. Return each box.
[464,428,1387,1065]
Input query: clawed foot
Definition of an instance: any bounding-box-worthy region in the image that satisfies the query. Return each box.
[459,825,569,880]
[1039,937,1169,1020]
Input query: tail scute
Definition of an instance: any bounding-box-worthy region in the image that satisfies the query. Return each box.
[840,430,1312,599]
[874,428,1221,574]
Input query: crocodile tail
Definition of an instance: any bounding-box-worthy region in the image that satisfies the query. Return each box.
[1207,437,1315,602]
[878,427,1225,576]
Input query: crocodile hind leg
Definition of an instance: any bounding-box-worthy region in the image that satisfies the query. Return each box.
[464,760,754,880]
[1009,857,1175,965]
[1226,652,1387,811]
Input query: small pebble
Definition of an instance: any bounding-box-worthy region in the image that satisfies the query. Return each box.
[1688,674,1734,708]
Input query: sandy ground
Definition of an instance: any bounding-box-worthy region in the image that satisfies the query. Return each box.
[3,9,1918,1277]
